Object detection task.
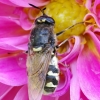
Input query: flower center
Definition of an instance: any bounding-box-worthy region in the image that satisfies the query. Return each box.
[45,0,87,41]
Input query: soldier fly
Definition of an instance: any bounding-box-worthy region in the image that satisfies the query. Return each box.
[27,3,84,100]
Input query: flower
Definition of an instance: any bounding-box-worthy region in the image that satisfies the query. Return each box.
[0,0,100,100]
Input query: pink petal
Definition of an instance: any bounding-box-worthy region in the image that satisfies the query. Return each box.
[2,86,22,100]
[0,83,13,99]
[14,85,28,100]
[9,0,50,7]
[85,0,92,11]
[13,7,33,30]
[28,0,50,6]
[85,0,100,17]
[0,16,29,38]
[0,49,23,57]
[42,95,56,100]
[19,9,33,30]
[59,88,70,100]
[0,35,29,51]
[58,36,82,63]
[0,0,17,6]
[85,26,100,53]
[94,28,100,40]
[77,47,100,100]
[80,91,89,100]
[84,13,100,28]
[70,60,80,100]
[0,53,27,86]
[0,2,16,16]
[93,0,100,17]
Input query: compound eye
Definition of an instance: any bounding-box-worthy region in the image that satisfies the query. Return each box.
[37,18,46,23]
[42,19,46,22]
[35,16,55,25]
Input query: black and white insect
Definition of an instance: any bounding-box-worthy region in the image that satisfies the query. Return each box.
[27,3,84,100]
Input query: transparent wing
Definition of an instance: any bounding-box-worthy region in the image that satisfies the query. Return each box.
[26,51,51,100]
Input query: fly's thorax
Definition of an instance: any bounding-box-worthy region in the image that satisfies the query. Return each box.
[30,24,55,52]
[43,54,59,95]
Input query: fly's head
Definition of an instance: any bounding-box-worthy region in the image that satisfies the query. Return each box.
[35,15,55,25]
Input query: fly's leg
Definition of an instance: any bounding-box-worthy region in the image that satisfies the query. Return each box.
[55,22,85,67]
[56,22,84,48]
[56,38,69,48]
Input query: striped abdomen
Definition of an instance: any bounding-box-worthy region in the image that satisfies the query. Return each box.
[44,55,59,94]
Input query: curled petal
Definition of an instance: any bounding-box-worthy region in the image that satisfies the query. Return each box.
[94,28,100,40]
[85,0,100,17]
[85,0,92,11]
[93,0,100,17]
[19,10,33,30]
[85,26,100,54]
[0,53,27,86]
[14,85,28,100]
[77,47,100,100]
[13,7,33,30]
[84,13,100,28]
[58,36,82,63]
[0,16,29,38]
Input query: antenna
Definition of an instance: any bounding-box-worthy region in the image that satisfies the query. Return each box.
[56,22,84,36]
[29,3,46,15]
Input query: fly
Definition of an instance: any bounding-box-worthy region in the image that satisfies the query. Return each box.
[27,3,84,100]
